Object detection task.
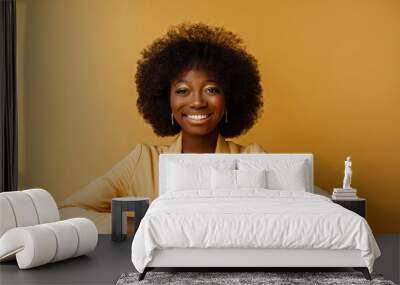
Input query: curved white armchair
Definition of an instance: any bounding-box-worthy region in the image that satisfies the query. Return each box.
[0,189,98,269]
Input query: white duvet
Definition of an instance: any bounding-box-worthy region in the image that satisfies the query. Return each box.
[131,190,380,273]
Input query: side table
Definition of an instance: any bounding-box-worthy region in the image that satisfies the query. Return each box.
[332,198,366,218]
[111,197,149,241]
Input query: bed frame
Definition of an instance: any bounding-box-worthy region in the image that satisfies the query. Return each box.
[138,154,371,280]
[141,248,370,280]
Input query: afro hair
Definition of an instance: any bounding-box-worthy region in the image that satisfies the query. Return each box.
[135,22,263,138]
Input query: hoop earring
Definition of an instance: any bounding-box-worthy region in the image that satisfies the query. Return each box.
[225,110,228,124]
[171,113,174,126]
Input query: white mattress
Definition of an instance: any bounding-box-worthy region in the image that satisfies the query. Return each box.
[131,190,380,273]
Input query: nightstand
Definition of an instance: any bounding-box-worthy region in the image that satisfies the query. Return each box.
[332,198,366,218]
[111,197,150,241]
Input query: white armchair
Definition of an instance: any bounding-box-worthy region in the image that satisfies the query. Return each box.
[0,189,98,269]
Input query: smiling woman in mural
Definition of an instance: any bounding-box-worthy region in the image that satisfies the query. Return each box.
[60,23,265,233]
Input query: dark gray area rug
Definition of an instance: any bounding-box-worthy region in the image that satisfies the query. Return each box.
[116,271,396,285]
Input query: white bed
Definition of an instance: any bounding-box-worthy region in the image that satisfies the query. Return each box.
[131,154,380,280]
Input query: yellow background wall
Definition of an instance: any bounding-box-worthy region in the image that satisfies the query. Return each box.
[16,0,400,233]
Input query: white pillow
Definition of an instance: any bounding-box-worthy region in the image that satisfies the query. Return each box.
[237,169,267,188]
[238,159,308,191]
[211,168,236,190]
[167,160,235,191]
[211,168,267,190]
[266,165,307,191]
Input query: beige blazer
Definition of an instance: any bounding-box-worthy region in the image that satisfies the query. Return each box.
[59,132,265,233]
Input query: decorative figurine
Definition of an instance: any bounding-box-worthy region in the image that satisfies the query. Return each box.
[342,156,352,189]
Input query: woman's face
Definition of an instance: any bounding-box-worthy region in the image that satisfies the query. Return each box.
[170,69,225,136]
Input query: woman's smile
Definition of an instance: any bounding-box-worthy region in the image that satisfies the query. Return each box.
[183,112,213,124]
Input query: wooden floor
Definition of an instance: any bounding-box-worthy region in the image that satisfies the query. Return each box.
[0,234,398,285]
